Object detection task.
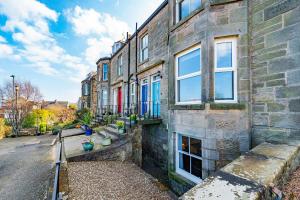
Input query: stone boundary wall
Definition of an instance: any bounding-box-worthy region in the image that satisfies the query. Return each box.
[180,140,300,199]
[66,138,132,162]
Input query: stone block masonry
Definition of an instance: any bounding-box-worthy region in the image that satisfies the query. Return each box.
[250,0,300,146]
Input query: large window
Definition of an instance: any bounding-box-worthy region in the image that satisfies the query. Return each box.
[176,134,202,183]
[179,0,202,21]
[140,34,149,62]
[214,38,237,103]
[175,45,201,104]
[103,63,108,81]
[83,83,89,96]
[101,90,108,106]
[117,55,123,76]
[130,82,135,105]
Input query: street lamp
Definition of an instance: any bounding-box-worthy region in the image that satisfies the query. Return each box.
[15,85,19,137]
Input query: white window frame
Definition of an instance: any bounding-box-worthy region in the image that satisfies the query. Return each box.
[101,89,108,106]
[130,82,135,105]
[176,0,202,22]
[175,45,202,105]
[117,55,123,76]
[140,34,149,62]
[214,37,238,103]
[176,133,203,184]
[103,63,108,81]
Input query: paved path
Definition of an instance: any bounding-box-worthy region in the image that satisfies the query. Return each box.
[68,161,176,200]
[61,128,84,138]
[0,135,56,200]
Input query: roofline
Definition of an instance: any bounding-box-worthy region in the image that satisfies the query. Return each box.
[110,0,168,59]
[96,56,111,65]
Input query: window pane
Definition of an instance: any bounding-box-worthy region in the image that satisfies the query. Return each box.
[190,138,202,157]
[190,0,201,12]
[180,0,189,20]
[178,134,189,153]
[191,157,202,178]
[217,42,232,68]
[179,153,190,173]
[178,49,201,77]
[215,72,234,100]
[178,76,201,102]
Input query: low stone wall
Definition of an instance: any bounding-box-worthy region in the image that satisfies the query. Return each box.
[180,140,300,199]
[19,128,37,136]
[66,138,132,162]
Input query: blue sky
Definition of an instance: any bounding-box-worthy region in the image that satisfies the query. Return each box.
[0,0,164,103]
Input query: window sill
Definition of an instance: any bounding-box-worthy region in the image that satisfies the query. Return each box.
[169,171,196,187]
[170,104,205,110]
[210,0,242,6]
[170,6,205,32]
[138,58,149,67]
[210,103,246,110]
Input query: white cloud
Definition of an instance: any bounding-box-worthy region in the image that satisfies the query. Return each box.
[65,6,130,64]
[0,0,91,80]
[0,36,6,43]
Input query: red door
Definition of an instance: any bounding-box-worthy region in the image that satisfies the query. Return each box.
[118,87,122,113]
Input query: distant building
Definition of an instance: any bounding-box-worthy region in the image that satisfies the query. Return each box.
[80,72,97,115]
[42,100,69,109]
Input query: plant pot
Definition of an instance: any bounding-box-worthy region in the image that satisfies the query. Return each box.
[85,128,93,136]
[101,137,112,146]
[131,120,136,125]
[118,128,125,134]
[82,142,94,151]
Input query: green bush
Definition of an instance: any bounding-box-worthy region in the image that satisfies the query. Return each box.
[39,123,47,134]
[52,126,61,135]
[130,114,137,122]
[22,113,36,128]
[116,120,125,130]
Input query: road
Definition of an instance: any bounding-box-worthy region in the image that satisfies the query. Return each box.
[0,134,56,200]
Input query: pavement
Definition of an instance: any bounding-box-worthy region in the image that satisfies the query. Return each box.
[68,161,176,200]
[0,134,56,200]
[63,133,105,159]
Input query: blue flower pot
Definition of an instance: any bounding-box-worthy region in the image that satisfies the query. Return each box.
[82,142,94,151]
[85,128,93,136]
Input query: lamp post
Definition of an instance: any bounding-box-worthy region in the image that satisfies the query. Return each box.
[15,85,19,137]
[10,75,16,136]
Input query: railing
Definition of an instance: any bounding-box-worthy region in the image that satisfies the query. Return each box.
[97,101,161,119]
[52,131,62,200]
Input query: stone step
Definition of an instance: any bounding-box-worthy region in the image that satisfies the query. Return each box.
[97,130,119,141]
[108,124,118,130]
[104,126,126,139]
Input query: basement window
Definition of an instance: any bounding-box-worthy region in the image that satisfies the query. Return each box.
[176,133,202,183]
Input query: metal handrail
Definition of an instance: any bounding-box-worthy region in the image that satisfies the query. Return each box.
[52,132,62,200]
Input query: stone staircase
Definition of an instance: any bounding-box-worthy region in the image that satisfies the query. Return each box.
[96,124,127,141]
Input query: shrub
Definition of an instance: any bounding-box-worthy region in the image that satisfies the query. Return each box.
[130,114,137,122]
[116,120,125,130]
[52,126,61,135]
[39,123,47,134]
[0,118,11,139]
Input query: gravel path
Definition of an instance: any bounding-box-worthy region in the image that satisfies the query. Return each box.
[282,166,300,200]
[68,161,175,200]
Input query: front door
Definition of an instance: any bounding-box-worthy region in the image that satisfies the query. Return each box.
[141,79,148,116]
[118,87,122,113]
[151,75,160,117]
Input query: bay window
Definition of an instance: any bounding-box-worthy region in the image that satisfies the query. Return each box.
[178,0,202,21]
[117,55,123,76]
[214,38,237,102]
[103,63,108,81]
[176,133,202,183]
[140,34,149,62]
[101,90,108,107]
[175,45,201,104]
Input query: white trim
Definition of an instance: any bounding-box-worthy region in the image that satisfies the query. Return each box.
[214,37,238,103]
[175,133,203,184]
[175,45,202,105]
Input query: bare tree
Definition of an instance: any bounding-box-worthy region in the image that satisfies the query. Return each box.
[0,80,43,135]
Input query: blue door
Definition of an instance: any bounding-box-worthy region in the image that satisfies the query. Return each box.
[141,84,148,116]
[152,81,160,117]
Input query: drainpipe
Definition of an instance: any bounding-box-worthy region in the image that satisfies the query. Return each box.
[135,23,139,115]
[127,32,131,115]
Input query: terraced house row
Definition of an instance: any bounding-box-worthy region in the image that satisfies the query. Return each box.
[80,0,300,195]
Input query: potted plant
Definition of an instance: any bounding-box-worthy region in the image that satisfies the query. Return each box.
[80,112,93,136]
[116,120,125,134]
[130,114,137,124]
[101,133,112,146]
[81,137,94,151]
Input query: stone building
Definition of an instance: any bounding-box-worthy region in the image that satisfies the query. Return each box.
[81,72,97,115]
[96,57,111,115]
[91,0,300,196]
